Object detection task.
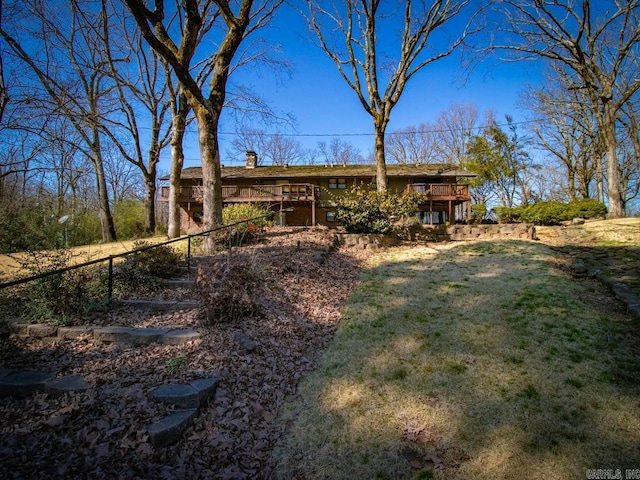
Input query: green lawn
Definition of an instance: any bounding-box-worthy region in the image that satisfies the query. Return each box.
[270,240,640,479]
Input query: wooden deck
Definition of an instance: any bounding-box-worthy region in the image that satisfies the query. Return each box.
[160,183,469,203]
[404,183,470,201]
[160,184,318,203]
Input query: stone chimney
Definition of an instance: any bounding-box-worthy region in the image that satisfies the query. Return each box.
[245,150,258,169]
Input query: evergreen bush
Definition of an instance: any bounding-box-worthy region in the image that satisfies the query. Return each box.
[220,204,273,244]
[331,184,423,234]
[493,199,607,226]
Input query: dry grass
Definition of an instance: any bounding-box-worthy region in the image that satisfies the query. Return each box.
[536,217,640,245]
[270,239,640,479]
[0,236,186,282]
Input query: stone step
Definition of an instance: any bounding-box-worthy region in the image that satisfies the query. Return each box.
[148,408,198,449]
[116,299,199,312]
[10,323,201,346]
[0,371,54,398]
[151,376,219,409]
[164,278,196,289]
[147,376,219,448]
[45,374,90,396]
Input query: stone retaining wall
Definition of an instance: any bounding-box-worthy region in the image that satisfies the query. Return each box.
[337,223,535,249]
[447,223,536,241]
[336,233,400,249]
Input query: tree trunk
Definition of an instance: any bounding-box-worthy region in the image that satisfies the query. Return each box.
[567,166,576,201]
[91,130,116,242]
[144,177,156,234]
[167,109,186,239]
[602,101,624,218]
[194,105,223,254]
[93,151,116,242]
[374,120,388,191]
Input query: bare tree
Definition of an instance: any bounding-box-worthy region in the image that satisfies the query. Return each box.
[0,0,119,241]
[229,128,303,165]
[305,0,479,190]
[317,138,363,166]
[124,0,283,252]
[387,124,436,164]
[103,147,144,203]
[495,0,640,218]
[101,8,173,234]
[0,2,8,125]
[166,78,191,239]
[433,102,480,163]
[522,72,601,201]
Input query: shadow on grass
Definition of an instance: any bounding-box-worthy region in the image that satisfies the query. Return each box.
[270,240,640,480]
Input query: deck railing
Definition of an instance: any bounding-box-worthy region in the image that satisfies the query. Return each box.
[404,183,470,199]
[160,184,317,202]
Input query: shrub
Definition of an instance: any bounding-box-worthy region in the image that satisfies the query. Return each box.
[493,206,518,224]
[220,204,273,245]
[331,184,423,234]
[129,240,181,278]
[0,204,61,252]
[517,201,568,226]
[110,241,182,296]
[471,204,487,224]
[113,200,148,239]
[566,198,607,219]
[493,199,608,226]
[196,259,263,324]
[13,248,95,321]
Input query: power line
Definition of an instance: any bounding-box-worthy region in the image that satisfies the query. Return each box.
[215,117,546,138]
[0,117,549,149]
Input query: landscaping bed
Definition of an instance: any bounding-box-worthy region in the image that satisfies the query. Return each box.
[0,227,372,479]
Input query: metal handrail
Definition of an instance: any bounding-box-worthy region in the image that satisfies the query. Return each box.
[0,215,270,302]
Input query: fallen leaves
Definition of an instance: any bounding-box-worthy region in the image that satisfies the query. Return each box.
[0,227,372,479]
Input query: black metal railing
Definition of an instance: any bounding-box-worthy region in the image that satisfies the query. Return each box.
[0,215,270,303]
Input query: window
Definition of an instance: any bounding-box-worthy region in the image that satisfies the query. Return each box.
[329,178,347,189]
[326,211,336,222]
[192,211,203,223]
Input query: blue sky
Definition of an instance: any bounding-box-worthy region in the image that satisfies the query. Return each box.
[172,2,544,170]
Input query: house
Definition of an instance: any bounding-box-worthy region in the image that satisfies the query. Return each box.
[159,151,477,231]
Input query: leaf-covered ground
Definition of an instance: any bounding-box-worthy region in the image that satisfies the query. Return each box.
[0,227,372,479]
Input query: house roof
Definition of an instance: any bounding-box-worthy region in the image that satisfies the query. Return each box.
[163,163,477,181]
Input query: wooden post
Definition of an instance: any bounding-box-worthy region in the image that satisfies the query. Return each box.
[429,198,433,225]
[312,198,316,226]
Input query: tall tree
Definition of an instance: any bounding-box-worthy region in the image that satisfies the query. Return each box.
[305,0,479,191]
[522,72,601,201]
[495,0,640,218]
[124,0,283,252]
[465,116,532,208]
[0,2,8,125]
[0,0,118,241]
[166,75,191,239]
[100,12,174,235]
